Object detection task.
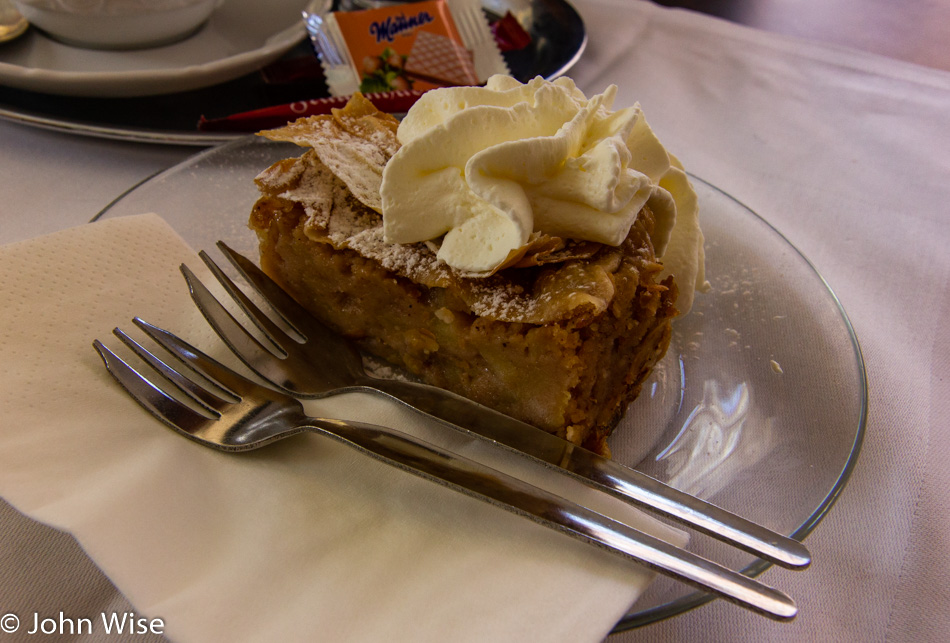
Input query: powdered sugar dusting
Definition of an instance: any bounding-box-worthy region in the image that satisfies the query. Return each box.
[346,227,452,285]
[255,156,305,192]
[466,280,537,318]
[281,156,335,230]
[258,108,399,213]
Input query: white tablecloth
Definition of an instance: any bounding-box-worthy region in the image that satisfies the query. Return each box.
[2,0,948,639]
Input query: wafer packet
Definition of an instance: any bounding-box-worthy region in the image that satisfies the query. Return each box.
[308,0,509,96]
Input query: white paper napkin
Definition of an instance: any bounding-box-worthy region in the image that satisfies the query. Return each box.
[0,213,685,643]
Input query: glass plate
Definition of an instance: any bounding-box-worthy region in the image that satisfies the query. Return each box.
[95,136,867,630]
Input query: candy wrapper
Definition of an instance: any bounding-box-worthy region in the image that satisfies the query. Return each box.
[306,0,509,96]
[490,11,532,52]
[198,90,427,132]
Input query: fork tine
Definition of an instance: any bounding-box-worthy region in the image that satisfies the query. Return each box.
[93,339,215,433]
[180,263,292,369]
[113,327,237,412]
[131,317,256,398]
[216,241,319,339]
[197,249,298,352]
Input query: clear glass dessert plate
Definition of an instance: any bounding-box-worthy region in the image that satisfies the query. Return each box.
[95,136,867,631]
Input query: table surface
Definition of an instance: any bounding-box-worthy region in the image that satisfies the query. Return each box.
[2,0,949,641]
[656,0,950,73]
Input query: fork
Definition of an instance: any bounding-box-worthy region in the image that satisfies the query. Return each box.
[182,242,812,572]
[93,321,797,620]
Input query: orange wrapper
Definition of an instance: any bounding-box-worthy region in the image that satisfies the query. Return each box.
[310,0,508,96]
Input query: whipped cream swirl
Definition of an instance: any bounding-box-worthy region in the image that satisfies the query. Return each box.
[380,75,705,310]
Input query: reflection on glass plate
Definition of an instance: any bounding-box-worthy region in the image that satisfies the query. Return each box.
[95,136,867,630]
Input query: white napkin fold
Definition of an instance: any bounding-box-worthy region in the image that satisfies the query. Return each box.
[0,213,684,643]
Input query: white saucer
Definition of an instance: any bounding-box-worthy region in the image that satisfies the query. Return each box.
[0,0,308,97]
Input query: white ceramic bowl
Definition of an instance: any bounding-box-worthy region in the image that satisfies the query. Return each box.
[14,0,221,49]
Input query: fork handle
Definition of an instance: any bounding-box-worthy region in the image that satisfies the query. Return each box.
[306,416,797,621]
[363,376,810,570]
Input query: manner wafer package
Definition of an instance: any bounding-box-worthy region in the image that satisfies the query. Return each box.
[307,0,509,96]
